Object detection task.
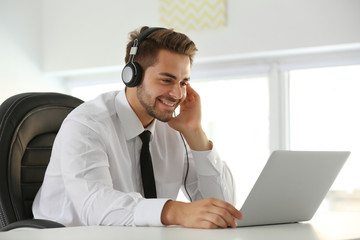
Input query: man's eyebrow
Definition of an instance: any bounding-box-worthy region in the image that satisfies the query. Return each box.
[159,72,190,81]
[159,72,177,79]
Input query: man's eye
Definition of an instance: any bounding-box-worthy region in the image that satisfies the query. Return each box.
[162,79,171,83]
[181,81,188,86]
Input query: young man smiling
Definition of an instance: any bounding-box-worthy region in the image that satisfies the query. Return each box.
[33,26,242,229]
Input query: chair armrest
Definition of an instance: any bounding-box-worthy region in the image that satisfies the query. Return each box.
[0,219,65,231]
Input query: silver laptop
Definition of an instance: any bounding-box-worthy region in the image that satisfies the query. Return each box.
[236,150,350,227]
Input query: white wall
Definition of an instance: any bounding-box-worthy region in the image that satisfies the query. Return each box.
[0,0,64,103]
[42,0,360,73]
[1,0,360,102]
[42,0,160,73]
[197,0,360,57]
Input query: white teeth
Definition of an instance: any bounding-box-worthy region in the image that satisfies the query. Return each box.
[161,100,175,107]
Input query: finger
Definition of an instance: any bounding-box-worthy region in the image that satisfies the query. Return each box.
[184,84,199,100]
[199,220,218,229]
[186,83,194,92]
[207,205,237,228]
[211,199,243,220]
[205,212,228,229]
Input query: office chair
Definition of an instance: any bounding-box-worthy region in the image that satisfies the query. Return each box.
[0,92,83,231]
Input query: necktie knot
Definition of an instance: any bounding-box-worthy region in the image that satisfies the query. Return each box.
[139,130,151,145]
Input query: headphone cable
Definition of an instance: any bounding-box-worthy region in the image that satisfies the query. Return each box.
[179,132,193,202]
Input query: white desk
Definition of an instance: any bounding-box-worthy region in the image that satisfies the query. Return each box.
[1,211,359,240]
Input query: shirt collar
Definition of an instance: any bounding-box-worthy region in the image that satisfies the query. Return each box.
[115,89,156,141]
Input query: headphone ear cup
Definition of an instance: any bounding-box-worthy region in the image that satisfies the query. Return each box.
[122,62,143,87]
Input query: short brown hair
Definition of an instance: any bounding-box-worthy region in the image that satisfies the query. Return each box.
[124,26,198,73]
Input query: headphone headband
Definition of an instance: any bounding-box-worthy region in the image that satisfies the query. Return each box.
[136,27,165,44]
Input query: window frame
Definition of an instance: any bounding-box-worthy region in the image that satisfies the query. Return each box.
[62,43,360,204]
[191,43,360,153]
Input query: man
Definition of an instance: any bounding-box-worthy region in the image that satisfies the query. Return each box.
[33,26,242,229]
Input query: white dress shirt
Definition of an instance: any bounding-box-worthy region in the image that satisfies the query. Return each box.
[32,90,235,227]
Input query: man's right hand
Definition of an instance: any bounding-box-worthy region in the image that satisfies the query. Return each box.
[161,198,242,229]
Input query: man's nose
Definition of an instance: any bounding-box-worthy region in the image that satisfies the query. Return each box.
[169,83,183,99]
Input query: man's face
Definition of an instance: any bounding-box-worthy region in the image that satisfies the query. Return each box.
[136,49,191,123]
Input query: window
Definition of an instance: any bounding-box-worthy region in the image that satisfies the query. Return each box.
[192,77,270,205]
[288,65,360,211]
[65,47,360,210]
[67,76,271,204]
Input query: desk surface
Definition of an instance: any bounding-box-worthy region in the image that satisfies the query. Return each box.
[1,211,359,240]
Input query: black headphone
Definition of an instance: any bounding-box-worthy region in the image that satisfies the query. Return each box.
[122,27,165,87]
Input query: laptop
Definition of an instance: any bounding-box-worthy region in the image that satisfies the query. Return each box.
[236,150,350,227]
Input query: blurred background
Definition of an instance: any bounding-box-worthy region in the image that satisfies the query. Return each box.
[1,0,360,212]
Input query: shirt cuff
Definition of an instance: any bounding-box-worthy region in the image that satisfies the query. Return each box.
[134,198,170,226]
[191,148,223,176]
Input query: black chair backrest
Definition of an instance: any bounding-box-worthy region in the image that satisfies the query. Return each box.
[0,92,83,228]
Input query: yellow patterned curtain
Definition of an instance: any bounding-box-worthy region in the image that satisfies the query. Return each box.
[159,0,227,31]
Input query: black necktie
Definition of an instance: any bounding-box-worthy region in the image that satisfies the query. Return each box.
[139,130,157,198]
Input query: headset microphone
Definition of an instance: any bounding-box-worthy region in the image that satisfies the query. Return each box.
[122,27,165,87]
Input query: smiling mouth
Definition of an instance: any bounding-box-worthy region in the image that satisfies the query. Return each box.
[159,98,176,107]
